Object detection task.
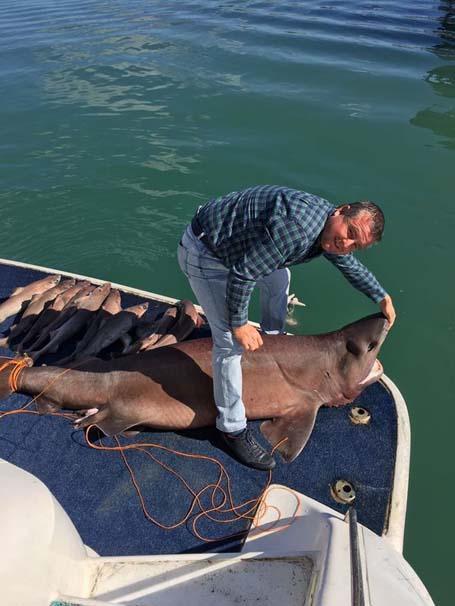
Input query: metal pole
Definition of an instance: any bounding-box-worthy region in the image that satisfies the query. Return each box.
[347,507,365,606]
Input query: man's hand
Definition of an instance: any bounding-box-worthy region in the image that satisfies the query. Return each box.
[233,324,263,351]
[379,295,396,327]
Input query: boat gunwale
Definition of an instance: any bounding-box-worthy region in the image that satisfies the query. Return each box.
[379,374,410,553]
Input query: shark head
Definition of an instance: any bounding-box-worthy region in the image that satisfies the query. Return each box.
[329,313,390,405]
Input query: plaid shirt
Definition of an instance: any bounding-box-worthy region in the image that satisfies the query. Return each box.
[195,185,387,327]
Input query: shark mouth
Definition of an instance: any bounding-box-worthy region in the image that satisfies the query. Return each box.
[358,359,383,386]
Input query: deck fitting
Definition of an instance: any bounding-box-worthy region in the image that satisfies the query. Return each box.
[331,480,356,504]
[349,406,371,425]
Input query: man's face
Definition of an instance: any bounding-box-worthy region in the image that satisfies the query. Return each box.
[321,206,373,255]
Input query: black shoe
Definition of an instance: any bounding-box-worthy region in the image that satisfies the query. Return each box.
[220,429,276,471]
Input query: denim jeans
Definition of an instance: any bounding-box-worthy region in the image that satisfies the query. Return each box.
[177,225,290,433]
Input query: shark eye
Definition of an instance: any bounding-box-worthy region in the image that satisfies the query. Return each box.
[367,341,377,352]
[346,340,361,356]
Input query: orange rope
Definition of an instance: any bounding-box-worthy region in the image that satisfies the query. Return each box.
[0,359,300,542]
[0,357,28,392]
[85,429,293,542]
[10,356,33,392]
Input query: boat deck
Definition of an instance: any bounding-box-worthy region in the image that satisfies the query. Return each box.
[0,260,399,556]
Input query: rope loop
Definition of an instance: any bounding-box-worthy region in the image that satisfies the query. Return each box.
[0,355,33,393]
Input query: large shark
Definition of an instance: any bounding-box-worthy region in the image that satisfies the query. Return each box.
[0,313,389,462]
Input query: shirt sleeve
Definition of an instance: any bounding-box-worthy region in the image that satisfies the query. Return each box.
[324,252,387,303]
[226,272,256,328]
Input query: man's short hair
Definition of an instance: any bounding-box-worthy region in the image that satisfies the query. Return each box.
[340,201,385,243]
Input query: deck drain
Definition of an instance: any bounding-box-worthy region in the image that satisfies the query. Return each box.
[331,480,356,504]
[349,406,371,425]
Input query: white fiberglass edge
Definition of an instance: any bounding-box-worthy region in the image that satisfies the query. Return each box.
[242,485,434,606]
[380,374,410,553]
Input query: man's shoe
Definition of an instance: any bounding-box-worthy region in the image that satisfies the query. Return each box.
[220,429,276,471]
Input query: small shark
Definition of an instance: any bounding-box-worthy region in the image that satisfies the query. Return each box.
[0,274,61,325]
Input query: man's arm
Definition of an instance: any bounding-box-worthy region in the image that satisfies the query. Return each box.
[226,273,264,351]
[226,272,256,329]
[226,229,289,349]
[324,252,396,326]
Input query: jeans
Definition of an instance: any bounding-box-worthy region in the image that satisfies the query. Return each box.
[177,225,290,433]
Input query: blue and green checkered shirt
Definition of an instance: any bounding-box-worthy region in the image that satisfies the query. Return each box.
[195,185,387,327]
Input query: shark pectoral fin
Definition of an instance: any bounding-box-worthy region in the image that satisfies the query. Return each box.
[260,404,320,463]
[76,408,134,437]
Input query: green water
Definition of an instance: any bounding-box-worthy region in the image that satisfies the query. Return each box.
[1,1,453,602]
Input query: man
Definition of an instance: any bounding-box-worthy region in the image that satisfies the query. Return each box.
[177,185,396,471]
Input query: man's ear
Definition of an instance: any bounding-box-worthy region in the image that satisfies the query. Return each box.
[334,204,350,216]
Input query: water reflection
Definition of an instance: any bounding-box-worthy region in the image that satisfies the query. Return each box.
[425,64,455,97]
[432,0,455,58]
[410,1,455,146]
[410,107,455,149]
[38,26,205,182]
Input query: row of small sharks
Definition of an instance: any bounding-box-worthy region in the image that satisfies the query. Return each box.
[0,274,203,365]
[0,273,390,463]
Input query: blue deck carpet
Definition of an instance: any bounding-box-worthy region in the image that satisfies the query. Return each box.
[0,262,397,556]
